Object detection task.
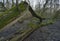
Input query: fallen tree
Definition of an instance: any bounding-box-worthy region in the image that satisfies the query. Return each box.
[23,1,44,23]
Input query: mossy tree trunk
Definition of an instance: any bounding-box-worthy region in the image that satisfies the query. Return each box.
[29,5,42,23]
[24,1,43,23]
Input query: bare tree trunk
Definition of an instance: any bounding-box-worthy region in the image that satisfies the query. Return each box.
[38,0,40,9]
[16,0,19,10]
[6,0,9,4]
[43,0,49,12]
[3,0,4,7]
[12,0,14,7]
[2,0,7,11]
[43,0,49,8]
[6,0,9,9]
[54,0,59,12]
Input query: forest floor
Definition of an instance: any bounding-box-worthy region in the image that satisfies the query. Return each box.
[0,12,60,41]
[23,20,60,41]
[0,1,60,41]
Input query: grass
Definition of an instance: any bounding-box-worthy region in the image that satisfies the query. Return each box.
[0,2,27,29]
[0,10,19,29]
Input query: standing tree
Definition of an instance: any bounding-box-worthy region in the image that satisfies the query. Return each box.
[16,0,19,10]
[54,0,59,12]
[35,0,41,13]
[2,0,4,7]
[39,0,41,11]
[43,0,49,12]
[6,0,10,9]
[16,0,21,13]
[12,0,14,7]
[2,0,6,11]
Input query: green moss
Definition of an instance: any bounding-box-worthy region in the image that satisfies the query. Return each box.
[28,22,39,29]
[19,1,27,12]
[0,10,19,29]
[0,1,28,29]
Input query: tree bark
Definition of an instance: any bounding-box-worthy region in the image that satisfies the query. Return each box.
[6,0,9,9]
[24,1,43,23]
[29,5,42,22]
[42,0,49,12]
[3,0,4,7]
[12,0,14,7]
[16,0,19,10]
[6,0,9,4]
